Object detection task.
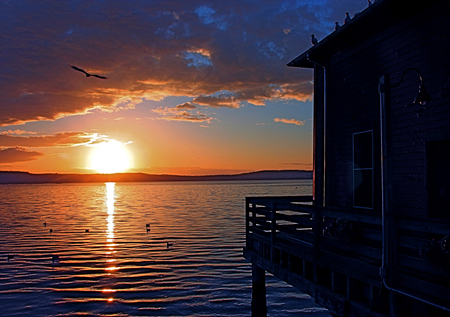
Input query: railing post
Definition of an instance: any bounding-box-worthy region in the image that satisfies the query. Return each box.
[270,202,276,262]
[313,206,321,284]
[246,198,250,250]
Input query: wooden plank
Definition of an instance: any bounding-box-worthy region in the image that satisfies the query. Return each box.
[321,208,382,225]
[397,254,450,280]
[316,250,381,285]
[272,202,315,212]
[276,217,313,228]
[246,195,313,203]
[250,217,271,227]
[319,235,382,261]
[396,272,450,304]
[274,239,314,261]
[249,226,271,238]
[396,217,450,235]
[248,232,271,245]
[277,229,314,244]
[276,213,314,226]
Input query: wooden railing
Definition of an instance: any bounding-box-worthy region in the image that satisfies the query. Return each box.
[245,196,450,310]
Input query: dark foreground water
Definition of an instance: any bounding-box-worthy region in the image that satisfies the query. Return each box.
[0,180,329,316]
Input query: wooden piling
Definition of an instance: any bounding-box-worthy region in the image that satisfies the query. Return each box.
[251,263,267,317]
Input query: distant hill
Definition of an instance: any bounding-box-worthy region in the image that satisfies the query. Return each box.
[0,170,312,184]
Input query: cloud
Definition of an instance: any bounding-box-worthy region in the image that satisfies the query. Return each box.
[162,112,213,122]
[0,131,99,147]
[0,1,365,126]
[0,147,44,163]
[152,106,212,122]
[176,102,197,110]
[193,94,240,108]
[274,118,305,125]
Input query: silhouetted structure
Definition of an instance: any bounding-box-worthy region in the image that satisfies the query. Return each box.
[244,0,450,316]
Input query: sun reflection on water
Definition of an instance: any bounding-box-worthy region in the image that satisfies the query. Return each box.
[104,182,117,300]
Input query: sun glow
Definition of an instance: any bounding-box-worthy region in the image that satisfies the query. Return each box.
[89,140,132,174]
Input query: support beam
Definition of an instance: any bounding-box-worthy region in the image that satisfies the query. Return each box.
[251,263,267,317]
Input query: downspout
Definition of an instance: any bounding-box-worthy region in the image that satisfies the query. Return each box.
[378,75,450,313]
[307,54,326,207]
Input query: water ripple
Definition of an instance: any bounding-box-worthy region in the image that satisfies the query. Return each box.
[0,180,328,316]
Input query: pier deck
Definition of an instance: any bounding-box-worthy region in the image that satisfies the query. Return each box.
[243,196,450,316]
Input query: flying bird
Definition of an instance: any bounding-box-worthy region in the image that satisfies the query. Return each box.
[70,65,108,79]
[310,34,318,46]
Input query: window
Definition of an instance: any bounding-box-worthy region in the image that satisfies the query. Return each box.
[427,139,450,219]
[353,131,373,209]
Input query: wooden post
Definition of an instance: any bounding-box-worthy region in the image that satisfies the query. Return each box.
[270,202,276,262]
[251,263,267,317]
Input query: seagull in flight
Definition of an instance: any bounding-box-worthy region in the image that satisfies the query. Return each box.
[70,65,108,79]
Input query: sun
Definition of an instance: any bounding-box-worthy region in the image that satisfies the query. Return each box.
[89,140,132,174]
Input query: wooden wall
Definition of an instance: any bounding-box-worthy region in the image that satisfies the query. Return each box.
[317,1,450,217]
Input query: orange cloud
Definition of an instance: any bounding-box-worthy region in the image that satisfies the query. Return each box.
[153,107,212,122]
[274,118,305,125]
[0,147,43,164]
[0,132,98,147]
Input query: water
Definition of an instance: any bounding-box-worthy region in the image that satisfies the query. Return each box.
[0,180,329,316]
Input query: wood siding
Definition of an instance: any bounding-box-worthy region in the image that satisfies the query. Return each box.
[317,1,450,216]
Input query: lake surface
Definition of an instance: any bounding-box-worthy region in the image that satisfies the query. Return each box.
[0,180,329,316]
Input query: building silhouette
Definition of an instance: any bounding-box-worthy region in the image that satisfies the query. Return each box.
[244,0,450,316]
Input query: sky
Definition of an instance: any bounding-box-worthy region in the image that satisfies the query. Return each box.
[0,0,368,175]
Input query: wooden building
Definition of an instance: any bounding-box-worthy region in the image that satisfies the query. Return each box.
[244,0,450,316]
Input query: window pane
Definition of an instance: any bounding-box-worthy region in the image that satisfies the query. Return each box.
[354,169,373,208]
[354,132,372,169]
[353,131,373,209]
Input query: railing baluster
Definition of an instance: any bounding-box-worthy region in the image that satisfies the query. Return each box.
[270,201,276,262]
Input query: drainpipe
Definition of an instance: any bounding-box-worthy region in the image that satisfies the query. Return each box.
[307,54,326,207]
[378,75,450,313]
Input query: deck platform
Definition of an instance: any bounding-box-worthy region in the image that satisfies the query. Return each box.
[243,196,450,316]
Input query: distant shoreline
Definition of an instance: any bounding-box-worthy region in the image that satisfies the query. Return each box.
[0,170,312,185]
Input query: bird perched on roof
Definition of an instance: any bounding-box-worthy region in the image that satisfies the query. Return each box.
[368,0,373,6]
[310,34,318,46]
[335,22,341,31]
[70,65,108,79]
[344,12,352,24]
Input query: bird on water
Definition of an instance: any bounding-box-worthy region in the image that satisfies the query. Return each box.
[70,65,108,79]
